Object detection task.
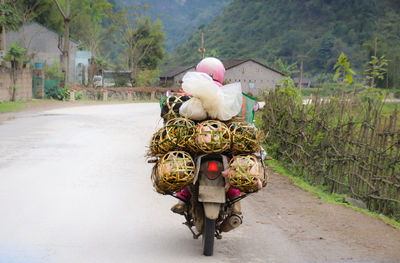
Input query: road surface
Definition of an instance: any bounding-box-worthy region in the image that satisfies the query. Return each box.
[0,103,400,263]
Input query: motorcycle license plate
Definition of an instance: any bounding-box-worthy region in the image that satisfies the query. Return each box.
[198,185,226,203]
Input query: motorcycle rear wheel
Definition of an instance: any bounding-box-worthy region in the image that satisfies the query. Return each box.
[202,218,215,256]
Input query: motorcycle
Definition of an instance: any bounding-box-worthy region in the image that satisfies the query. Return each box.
[173,153,249,256]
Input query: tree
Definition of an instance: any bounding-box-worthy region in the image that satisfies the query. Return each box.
[106,5,165,85]
[363,55,388,89]
[333,52,356,95]
[275,58,298,76]
[333,52,356,85]
[51,0,101,85]
[4,42,26,101]
[131,17,165,70]
[51,0,72,85]
[70,0,111,57]
[0,2,20,50]
[20,0,63,32]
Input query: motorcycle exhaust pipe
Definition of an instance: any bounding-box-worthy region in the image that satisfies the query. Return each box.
[220,214,242,232]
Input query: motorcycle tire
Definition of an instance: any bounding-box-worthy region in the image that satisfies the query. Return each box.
[202,218,215,256]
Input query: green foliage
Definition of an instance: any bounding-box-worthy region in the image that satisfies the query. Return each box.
[131,17,165,70]
[70,0,112,57]
[106,5,165,76]
[0,2,20,31]
[43,60,64,80]
[136,69,159,86]
[261,85,400,221]
[4,42,26,66]
[57,86,83,101]
[278,76,302,103]
[275,58,297,76]
[167,0,400,85]
[0,100,25,112]
[363,56,388,89]
[333,52,356,86]
[14,0,63,32]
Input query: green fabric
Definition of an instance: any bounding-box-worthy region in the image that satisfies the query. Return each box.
[238,92,256,123]
[44,79,61,99]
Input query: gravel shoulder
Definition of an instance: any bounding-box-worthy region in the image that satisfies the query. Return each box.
[241,169,400,262]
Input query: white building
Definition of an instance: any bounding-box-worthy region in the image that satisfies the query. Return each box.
[6,21,78,82]
[159,59,285,96]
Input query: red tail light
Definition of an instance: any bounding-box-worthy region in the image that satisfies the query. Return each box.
[207,161,219,172]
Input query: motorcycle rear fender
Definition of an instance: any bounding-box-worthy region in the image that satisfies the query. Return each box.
[203,202,221,220]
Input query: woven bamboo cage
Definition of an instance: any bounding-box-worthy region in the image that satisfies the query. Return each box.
[223,116,244,127]
[165,117,196,149]
[229,121,263,154]
[161,94,191,121]
[228,155,267,193]
[151,151,195,194]
[193,120,231,154]
[148,118,196,156]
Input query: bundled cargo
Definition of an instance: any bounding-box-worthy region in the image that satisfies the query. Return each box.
[226,154,267,193]
[149,69,268,195]
[228,120,263,154]
[149,117,196,156]
[160,94,191,121]
[151,151,195,194]
[194,120,231,154]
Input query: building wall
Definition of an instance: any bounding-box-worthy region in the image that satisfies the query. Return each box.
[6,22,78,82]
[224,61,284,96]
[0,68,32,101]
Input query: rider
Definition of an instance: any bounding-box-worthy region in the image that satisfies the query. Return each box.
[171,57,242,217]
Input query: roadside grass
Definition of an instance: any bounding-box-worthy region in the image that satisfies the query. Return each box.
[266,158,400,229]
[0,99,160,113]
[0,100,36,113]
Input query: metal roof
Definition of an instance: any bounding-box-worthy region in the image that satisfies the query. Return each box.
[159,65,195,78]
[223,59,285,76]
[160,59,285,79]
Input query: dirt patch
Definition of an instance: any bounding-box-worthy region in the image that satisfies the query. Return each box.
[242,169,400,262]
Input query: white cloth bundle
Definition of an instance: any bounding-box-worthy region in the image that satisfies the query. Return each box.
[179,72,243,121]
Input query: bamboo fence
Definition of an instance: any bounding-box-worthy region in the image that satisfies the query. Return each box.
[262,90,400,220]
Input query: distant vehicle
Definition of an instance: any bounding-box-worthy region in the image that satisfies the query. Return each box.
[93,75,116,87]
[93,75,102,87]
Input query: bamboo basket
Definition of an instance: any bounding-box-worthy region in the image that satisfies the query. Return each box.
[229,120,263,154]
[193,120,231,154]
[228,155,267,193]
[161,94,190,121]
[148,117,196,156]
[151,151,195,194]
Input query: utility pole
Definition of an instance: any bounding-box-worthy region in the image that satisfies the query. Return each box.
[198,30,205,58]
[1,0,5,51]
[298,56,304,90]
[52,0,70,85]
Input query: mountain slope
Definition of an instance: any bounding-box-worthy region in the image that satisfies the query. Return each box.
[115,0,231,52]
[167,0,400,86]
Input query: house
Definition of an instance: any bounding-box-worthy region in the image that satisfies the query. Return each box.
[293,77,313,88]
[159,65,195,87]
[223,59,285,96]
[6,21,79,82]
[159,59,285,96]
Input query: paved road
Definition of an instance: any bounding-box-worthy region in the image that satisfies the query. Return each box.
[0,103,399,263]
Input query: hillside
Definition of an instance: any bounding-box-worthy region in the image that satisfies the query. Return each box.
[115,0,231,52]
[167,0,400,88]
